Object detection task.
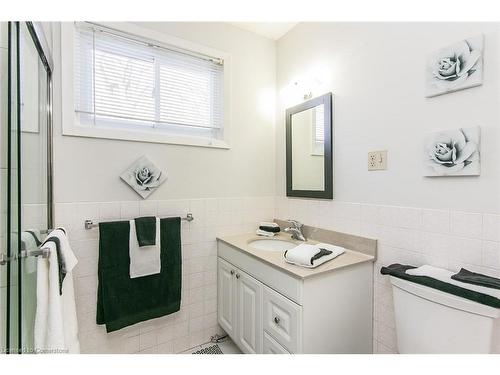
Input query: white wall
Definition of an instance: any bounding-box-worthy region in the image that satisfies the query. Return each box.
[276,22,500,354]
[276,22,500,213]
[52,22,276,203]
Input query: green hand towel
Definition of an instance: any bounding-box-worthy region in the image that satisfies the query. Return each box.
[134,216,156,247]
[97,217,181,332]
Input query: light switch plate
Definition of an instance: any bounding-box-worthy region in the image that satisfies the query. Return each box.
[368,150,387,171]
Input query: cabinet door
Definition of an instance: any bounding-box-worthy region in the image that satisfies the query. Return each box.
[217,258,237,337]
[235,269,263,354]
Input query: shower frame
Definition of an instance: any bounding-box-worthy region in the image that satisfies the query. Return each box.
[4,21,54,354]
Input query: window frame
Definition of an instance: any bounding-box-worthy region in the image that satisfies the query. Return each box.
[60,22,232,149]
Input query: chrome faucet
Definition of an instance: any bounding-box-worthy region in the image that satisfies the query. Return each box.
[284,220,306,241]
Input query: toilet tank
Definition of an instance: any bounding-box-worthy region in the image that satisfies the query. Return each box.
[390,276,500,354]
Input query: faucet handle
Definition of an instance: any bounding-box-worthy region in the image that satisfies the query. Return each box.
[286,219,303,229]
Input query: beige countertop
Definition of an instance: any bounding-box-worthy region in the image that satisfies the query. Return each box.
[217,232,375,279]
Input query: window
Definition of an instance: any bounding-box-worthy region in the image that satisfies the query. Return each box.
[72,23,226,146]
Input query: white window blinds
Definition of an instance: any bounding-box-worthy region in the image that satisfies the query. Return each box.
[74,23,224,138]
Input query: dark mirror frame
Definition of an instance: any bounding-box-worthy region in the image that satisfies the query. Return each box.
[286,92,333,199]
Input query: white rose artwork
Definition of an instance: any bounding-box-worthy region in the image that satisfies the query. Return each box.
[120,156,166,198]
[424,127,480,177]
[425,35,483,97]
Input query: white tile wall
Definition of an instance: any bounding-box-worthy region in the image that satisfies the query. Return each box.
[32,195,500,354]
[54,196,274,354]
[275,197,500,354]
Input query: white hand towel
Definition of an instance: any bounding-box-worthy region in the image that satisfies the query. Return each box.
[34,228,80,354]
[406,265,500,299]
[284,242,345,268]
[129,217,161,278]
[284,243,320,264]
[256,229,275,237]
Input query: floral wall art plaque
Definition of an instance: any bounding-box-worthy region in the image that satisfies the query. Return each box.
[424,127,480,177]
[425,35,483,98]
[120,156,166,199]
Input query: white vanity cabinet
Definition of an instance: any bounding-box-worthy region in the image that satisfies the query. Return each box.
[217,240,374,354]
[218,258,263,353]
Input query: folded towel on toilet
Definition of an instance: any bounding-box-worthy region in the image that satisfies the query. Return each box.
[284,243,345,268]
[380,264,500,308]
[406,265,500,299]
[451,268,500,290]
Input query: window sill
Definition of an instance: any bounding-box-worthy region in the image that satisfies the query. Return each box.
[62,123,230,150]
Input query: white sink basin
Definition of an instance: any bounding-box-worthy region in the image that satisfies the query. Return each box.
[248,239,297,252]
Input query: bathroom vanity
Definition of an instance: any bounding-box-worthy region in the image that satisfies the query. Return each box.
[216,227,376,354]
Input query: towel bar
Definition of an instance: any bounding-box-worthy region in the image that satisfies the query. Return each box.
[0,247,51,266]
[84,213,194,230]
[20,248,51,259]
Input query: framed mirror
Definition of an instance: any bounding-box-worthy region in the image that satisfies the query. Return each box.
[286,92,333,199]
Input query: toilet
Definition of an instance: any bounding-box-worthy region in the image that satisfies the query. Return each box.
[390,276,500,354]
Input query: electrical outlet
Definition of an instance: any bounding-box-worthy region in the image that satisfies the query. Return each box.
[368,150,387,171]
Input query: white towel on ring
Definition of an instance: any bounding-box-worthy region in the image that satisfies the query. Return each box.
[34,228,79,354]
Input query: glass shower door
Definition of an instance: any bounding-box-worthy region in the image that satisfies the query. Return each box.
[4,21,21,354]
[1,21,52,354]
[1,22,12,354]
[19,22,51,353]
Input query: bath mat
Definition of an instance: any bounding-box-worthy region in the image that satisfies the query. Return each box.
[192,344,223,354]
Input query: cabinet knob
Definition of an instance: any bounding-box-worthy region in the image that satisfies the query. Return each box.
[230,270,235,275]
[274,316,280,324]
[235,273,240,279]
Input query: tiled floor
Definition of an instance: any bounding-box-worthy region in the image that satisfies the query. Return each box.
[187,338,242,354]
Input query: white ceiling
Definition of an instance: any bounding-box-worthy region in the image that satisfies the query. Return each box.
[229,22,298,40]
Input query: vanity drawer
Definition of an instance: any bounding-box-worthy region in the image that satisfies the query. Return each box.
[263,286,301,353]
[263,332,290,354]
